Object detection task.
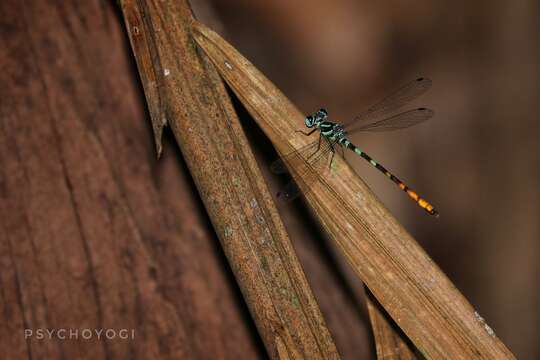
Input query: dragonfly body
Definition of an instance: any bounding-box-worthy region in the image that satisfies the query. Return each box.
[275,77,438,217]
[304,108,438,216]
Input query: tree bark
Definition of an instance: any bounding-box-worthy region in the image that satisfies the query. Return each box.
[0,1,262,358]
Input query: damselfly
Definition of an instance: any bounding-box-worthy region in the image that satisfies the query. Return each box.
[271,77,438,216]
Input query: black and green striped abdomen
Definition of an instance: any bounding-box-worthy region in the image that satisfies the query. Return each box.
[342,140,438,216]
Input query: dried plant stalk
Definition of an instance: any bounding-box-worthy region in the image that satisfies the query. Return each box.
[192,21,516,359]
[119,1,339,358]
[366,291,417,359]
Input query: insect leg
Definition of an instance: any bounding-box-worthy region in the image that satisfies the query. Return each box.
[338,144,345,159]
[327,139,336,169]
[295,128,318,136]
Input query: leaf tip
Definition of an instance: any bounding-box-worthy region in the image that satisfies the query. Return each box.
[152,116,167,159]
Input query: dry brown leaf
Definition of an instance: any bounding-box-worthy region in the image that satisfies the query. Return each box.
[192,21,515,359]
[119,1,340,358]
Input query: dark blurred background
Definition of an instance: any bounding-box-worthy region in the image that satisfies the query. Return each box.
[193,1,539,358]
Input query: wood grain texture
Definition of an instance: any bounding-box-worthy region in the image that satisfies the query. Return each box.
[192,21,516,359]
[119,0,339,358]
[0,0,262,358]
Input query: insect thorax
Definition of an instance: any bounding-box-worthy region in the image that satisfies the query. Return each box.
[317,121,346,142]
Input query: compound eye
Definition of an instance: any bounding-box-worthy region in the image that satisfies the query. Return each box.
[305,115,314,127]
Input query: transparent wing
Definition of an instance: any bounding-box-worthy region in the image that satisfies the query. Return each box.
[272,138,336,201]
[341,77,432,129]
[346,108,434,134]
[270,140,321,174]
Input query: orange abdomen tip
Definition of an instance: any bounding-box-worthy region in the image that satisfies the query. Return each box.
[419,199,439,217]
